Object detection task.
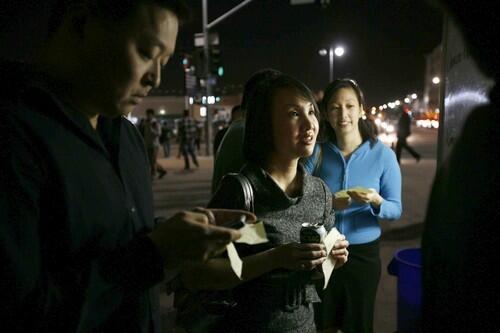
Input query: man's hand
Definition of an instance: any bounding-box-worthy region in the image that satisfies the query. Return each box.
[149,208,256,268]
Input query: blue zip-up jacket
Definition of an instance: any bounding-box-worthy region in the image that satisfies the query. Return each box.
[304,140,402,244]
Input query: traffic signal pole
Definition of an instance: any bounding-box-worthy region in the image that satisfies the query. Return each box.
[201,0,254,156]
[202,0,212,156]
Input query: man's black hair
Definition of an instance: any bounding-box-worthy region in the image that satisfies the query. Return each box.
[47,0,190,39]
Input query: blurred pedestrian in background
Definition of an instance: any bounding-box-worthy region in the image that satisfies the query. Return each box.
[395,106,421,163]
[160,119,172,158]
[177,109,199,170]
[139,108,167,179]
[195,122,202,152]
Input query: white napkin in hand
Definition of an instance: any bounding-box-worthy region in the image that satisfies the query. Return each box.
[322,227,342,289]
[226,243,243,279]
[234,222,268,245]
[227,221,269,279]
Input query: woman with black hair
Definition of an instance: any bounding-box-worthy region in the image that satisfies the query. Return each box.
[305,79,402,333]
[179,73,349,333]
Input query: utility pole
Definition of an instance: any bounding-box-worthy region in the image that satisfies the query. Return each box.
[329,47,334,82]
[202,0,212,156]
[200,0,254,156]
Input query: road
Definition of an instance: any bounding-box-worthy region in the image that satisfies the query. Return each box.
[154,125,439,333]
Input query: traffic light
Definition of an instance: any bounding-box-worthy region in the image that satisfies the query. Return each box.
[193,48,205,78]
[181,53,193,72]
[217,66,224,77]
[210,46,223,77]
[191,46,224,78]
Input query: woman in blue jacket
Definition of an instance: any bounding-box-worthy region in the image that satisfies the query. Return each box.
[305,79,402,333]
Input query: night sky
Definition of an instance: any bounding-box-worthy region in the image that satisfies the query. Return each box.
[0,0,443,107]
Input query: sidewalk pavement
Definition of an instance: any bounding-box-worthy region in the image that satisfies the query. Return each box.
[153,141,437,332]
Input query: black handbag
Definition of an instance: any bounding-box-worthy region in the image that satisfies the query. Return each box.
[174,173,254,333]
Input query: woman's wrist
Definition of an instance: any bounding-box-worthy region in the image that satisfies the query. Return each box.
[371,195,383,208]
[267,247,283,270]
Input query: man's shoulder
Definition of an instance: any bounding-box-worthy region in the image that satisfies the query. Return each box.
[1,83,57,126]
[229,118,245,129]
[217,126,244,157]
[122,116,139,131]
[215,127,228,139]
[0,62,31,105]
[224,120,245,139]
[0,60,27,92]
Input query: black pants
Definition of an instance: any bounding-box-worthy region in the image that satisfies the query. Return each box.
[396,137,420,163]
[146,146,166,177]
[162,141,170,157]
[314,239,381,333]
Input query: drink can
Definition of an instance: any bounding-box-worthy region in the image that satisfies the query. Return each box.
[300,222,327,244]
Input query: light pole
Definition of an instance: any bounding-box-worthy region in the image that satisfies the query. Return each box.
[200,0,254,155]
[319,45,345,82]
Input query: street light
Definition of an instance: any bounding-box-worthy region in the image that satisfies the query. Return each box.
[319,45,345,82]
[334,46,345,57]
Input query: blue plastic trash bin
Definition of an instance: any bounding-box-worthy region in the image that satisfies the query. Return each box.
[387,247,422,333]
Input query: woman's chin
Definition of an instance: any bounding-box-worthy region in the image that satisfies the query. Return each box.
[299,146,315,158]
[335,125,354,134]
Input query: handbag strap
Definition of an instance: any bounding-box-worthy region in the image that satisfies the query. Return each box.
[234,173,254,213]
[224,173,254,213]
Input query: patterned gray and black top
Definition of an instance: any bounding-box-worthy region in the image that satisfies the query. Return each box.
[208,162,335,333]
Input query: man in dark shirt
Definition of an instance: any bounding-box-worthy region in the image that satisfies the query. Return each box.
[160,120,172,157]
[213,104,244,157]
[178,109,199,170]
[0,1,248,332]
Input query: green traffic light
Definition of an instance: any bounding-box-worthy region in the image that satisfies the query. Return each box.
[218,66,224,76]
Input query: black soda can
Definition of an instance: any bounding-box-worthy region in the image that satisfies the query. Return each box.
[300,222,327,244]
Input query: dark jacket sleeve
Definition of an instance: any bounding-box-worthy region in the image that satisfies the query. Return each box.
[1,110,49,326]
[99,234,165,292]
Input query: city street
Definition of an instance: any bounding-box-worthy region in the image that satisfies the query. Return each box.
[154,126,439,333]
